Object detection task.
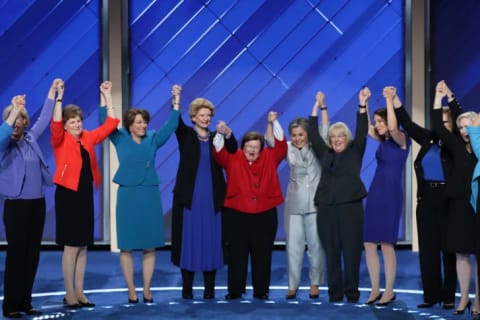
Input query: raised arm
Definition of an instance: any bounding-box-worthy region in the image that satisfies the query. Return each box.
[100,81,115,119]
[171,84,181,111]
[30,79,63,139]
[384,86,407,148]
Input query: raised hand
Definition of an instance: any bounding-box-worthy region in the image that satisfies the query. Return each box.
[216,120,232,136]
[383,86,396,100]
[171,84,182,106]
[100,81,112,97]
[268,111,278,123]
[315,91,326,107]
[359,87,371,105]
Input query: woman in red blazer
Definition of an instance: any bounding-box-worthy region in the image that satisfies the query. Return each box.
[213,111,287,300]
[50,81,119,308]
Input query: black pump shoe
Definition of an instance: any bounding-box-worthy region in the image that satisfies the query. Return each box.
[143,295,154,303]
[365,293,382,305]
[376,295,396,306]
[128,297,139,304]
[417,301,440,308]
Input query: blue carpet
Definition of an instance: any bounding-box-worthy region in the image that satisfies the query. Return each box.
[0,249,467,319]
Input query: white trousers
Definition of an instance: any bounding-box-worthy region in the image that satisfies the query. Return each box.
[285,212,326,290]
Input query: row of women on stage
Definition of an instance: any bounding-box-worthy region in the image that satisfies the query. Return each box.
[1,78,479,318]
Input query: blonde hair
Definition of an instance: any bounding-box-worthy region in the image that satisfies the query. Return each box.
[2,105,29,127]
[456,111,478,128]
[327,122,352,148]
[189,98,215,121]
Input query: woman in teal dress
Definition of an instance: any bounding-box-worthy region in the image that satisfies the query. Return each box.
[102,82,180,303]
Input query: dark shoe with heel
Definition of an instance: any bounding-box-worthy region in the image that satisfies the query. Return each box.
[365,293,382,305]
[286,290,297,300]
[63,297,82,309]
[376,295,396,306]
[128,297,139,304]
[453,300,471,315]
[442,302,454,310]
[143,296,154,303]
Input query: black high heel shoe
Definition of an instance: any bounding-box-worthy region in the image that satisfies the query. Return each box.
[453,300,471,315]
[376,295,396,306]
[143,295,154,303]
[365,293,382,305]
[63,297,82,309]
[286,289,297,300]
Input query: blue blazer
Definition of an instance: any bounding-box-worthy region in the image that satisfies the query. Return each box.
[103,108,180,186]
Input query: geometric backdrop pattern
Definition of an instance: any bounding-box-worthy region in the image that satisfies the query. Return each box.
[0,0,101,241]
[129,0,405,241]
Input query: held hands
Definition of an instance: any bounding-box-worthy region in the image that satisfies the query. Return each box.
[11,95,26,110]
[171,84,181,109]
[100,81,112,97]
[216,120,232,137]
[383,86,396,101]
[268,111,278,123]
[315,91,326,108]
[358,87,371,106]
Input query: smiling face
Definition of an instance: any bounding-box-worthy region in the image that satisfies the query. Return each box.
[243,139,262,162]
[329,128,348,153]
[11,115,27,140]
[290,126,308,149]
[191,107,212,130]
[458,116,473,143]
[373,114,388,137]
[64,116,83,138]
[129,114,148,140]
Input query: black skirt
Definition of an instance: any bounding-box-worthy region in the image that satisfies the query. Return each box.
[55,143,94,246]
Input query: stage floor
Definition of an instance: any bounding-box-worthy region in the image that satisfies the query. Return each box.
[0,249,467,319]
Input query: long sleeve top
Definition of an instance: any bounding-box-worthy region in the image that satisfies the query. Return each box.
[173,115,238,212]
[394,105,454,200]
[0,97,54,198]
[432,99,476,201]
[308,111,368,206]
[109,109,179,186]
[213,120,287,213]
[50,108,120,191]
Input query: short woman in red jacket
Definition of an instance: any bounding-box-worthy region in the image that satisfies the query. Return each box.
[213,111,287,300]
[50,81,119,308]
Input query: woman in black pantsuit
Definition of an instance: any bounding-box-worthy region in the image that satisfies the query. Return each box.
[432,80,478,315]
[307,89,369,303]
[393,81,457,309]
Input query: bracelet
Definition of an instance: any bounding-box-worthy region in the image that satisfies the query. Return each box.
[56,99,62,102]
[320,106,327,111]
[359,105,367,109]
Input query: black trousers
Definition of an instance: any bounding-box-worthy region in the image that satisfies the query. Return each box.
[2,198,45,314]
[417,184,456,304]
[223,207,278,296]
[316,201,363,301]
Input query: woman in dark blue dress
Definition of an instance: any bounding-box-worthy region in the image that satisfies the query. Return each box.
[171,93,237,299]
[363,86,410,306]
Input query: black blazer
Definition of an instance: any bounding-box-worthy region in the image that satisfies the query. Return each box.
[308,111,368,206]
[171,115,237,266]
[394,105,456,200]
[432,99,475,200]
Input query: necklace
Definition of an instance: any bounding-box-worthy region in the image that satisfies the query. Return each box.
[197,134,209,142]
[195,126,209,142]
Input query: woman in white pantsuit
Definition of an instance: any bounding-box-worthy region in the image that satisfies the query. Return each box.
[267,93,328,299]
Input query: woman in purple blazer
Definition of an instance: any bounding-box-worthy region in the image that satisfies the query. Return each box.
[0,79,63,318]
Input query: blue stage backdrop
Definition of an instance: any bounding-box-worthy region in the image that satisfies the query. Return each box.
[128,0,405,242]
[0,0,102,242]
[0,0,407,243]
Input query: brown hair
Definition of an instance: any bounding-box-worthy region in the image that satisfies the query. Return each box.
[241,131,264,151]
[189,98,215,122]
[123,108,150,132]
[62,104,83,123]
[373,107,388,139]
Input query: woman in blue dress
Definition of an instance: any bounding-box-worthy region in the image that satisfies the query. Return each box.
[171,93,237,299]
[103,82,180,303]
[363,86,410,306]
